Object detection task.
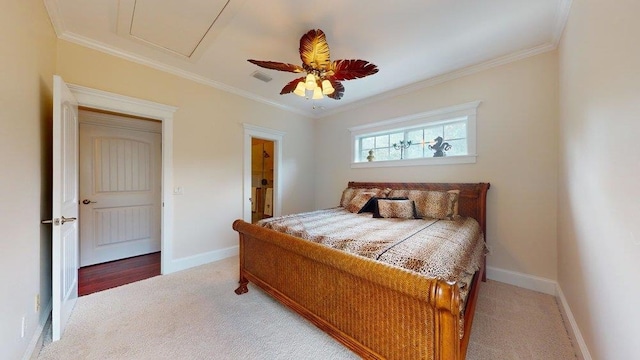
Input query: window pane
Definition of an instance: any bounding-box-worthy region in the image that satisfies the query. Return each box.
[361,137,374,150]
[445,139,467,156]
[374,148,390,161]
[444,121,466,140]
[360,149,370,161]
[389,132,404,145]
[424,126,443,144]
[389,147,402,160]
[407,129,423,144]
[375,135,389,148]
[405,143,423,159]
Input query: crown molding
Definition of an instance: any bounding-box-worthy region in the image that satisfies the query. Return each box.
[43,0,66,37]
[552,0,574,45]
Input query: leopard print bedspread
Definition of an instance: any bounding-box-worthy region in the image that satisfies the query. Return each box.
[257,207,485,285]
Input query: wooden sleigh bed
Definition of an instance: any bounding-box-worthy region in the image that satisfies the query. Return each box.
[232,182,490,360]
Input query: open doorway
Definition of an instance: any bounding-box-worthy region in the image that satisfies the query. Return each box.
[77,108,162,295]
[243,124,284,224]
[51,80,176,339]
[251,139,274,223]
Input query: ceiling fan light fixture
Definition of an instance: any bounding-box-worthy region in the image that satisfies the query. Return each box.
[293,81,306,97]
[321,79,334,95]
[312,87,323,100]
[305,74,316,90]
[248,29,378,102]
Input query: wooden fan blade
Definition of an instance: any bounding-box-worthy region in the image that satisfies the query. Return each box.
[326,80,345,100]
[299,29,331,70]
[248,59,304,73]
[280,77,306,95]
[330,59,379,81]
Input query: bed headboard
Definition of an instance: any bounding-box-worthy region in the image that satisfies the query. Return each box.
[347,182,490,236]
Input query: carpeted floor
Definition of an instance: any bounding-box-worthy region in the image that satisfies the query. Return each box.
[38,256,576,359]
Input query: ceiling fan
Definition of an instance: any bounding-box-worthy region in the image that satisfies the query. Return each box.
[248,29,378,100]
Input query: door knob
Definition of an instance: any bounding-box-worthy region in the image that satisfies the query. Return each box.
[41,216,76,225]
[61,216,77,224]
[82,199,97,205]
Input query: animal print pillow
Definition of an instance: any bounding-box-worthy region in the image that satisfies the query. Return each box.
[374,199,418,219]
[388,189,459,220]
[346,192,378,213]
[340,187,390,208]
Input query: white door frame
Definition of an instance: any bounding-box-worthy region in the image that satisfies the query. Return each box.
[243,124,284,222]
[68,84,178,274]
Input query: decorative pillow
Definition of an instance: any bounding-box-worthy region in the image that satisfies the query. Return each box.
[358,197,378,213]
[346,192,378,213]
[340,187,388,208]
[339,187,358,208]
[358,196,408,214]
[388,189,459,220]
[374,199,418,219]
[420,191,459,220]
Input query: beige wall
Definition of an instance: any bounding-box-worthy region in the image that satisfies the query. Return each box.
[558,1,640,358]
[315,51,559,280]
[55,40,316,260]
[0,1,57,358]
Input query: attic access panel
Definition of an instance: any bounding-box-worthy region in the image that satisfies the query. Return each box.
[117,0,244,61]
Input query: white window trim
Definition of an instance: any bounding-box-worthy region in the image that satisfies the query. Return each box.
[349,101,481,168]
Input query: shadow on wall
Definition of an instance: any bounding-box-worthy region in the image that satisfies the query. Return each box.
[39,76,53,309]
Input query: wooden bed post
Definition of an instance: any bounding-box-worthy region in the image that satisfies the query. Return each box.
[478,183,490,282]
[234,220,249,295]
[432,280,461,360]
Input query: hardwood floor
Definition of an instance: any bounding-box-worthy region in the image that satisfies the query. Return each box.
[78,252,161,296]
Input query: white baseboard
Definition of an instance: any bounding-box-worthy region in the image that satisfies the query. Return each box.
[486,266,557,295]
[556,285,593,360]
[166,245,238,274]
[22,300,52,360]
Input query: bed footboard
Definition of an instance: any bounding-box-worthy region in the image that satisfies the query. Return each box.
[232,219,473,360]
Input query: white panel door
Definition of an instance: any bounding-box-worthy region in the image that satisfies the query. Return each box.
[49,75,79,341]
[79,122,161,266]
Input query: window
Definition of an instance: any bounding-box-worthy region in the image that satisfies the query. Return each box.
[349,101,480,168]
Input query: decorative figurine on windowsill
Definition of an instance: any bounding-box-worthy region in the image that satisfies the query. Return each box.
[392,140,412,159]
[366,149,375,162]
[428,136,452,157]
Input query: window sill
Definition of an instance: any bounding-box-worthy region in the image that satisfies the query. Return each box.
[351,154,477,168]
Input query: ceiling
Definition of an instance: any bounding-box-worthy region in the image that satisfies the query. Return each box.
[44,0,571,118]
